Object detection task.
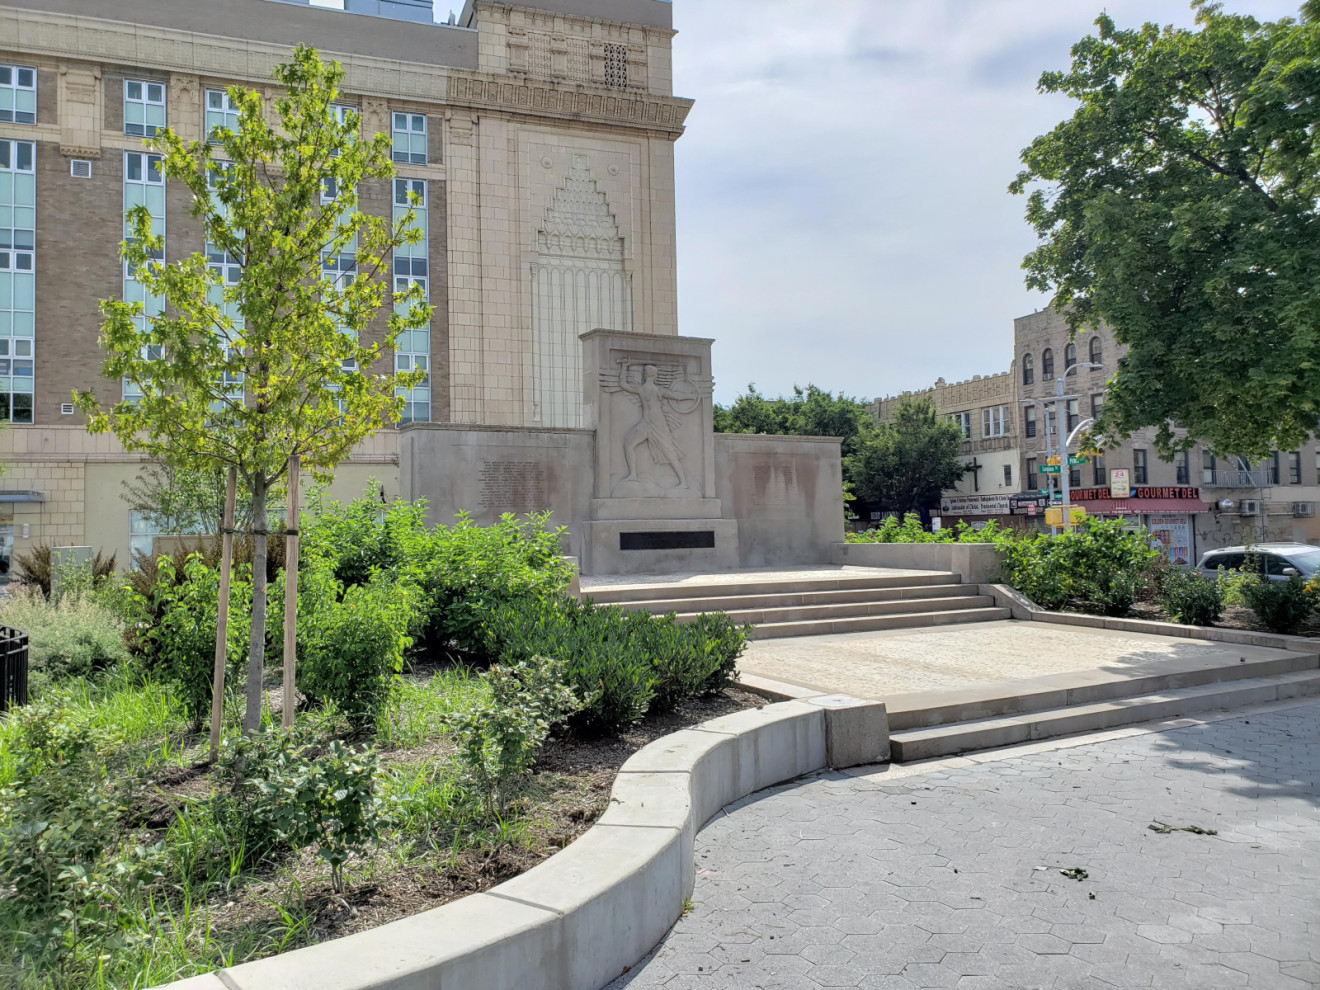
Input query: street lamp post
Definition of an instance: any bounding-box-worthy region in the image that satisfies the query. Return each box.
[1022,361,1103,533]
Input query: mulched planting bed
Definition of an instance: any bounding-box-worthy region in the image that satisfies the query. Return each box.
[140,686,767,946]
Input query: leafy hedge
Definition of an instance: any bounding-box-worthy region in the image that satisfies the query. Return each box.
[995,518,1159,616]
[482,597,748,735]
[847,512,1006,544]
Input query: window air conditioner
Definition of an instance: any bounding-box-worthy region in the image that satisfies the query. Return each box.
[1239,499,1260,516]
[1292,502,1314,518]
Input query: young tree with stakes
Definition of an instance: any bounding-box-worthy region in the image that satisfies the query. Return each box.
[77,46,429,735]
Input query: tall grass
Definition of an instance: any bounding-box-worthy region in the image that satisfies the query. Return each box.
[377,665,489,749]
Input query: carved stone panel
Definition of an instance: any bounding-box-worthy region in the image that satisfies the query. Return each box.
[168,73,200,143]
[581,330,718,505]
[58,63,102,158]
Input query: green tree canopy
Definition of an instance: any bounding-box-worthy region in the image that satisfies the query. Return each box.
[1012,1,1320,458]
[714,384,873,460]
[853,399,966,516]
[77,47,428,730]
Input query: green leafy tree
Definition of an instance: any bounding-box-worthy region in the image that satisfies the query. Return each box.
[76,47,428,731]
[853,399,965,516]
[715,384,872,458]
[1012,1,1320,458]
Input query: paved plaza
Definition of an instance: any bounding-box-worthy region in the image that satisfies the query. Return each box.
[738,621,1300,700]
[609,700,1320,990]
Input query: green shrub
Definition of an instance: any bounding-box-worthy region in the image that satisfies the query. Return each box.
[146,555,252,731]
[0,705,154,968]
[1217,567,1258,608]
[0,588,133,696]
[1241,576,1315,635]
[1157,568,1225,625]
[216,728,382,893]
[847,513,1007,544]
[995,530,1069,610]
[300,486,432,590]
[422,511,573,662]
[483,598,747,735]
[995,518,1159,617]
[447,656,585,816]
[296,569,415,730]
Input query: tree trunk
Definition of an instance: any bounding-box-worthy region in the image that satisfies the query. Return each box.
[244,473,268,733]
[208,466,238,759]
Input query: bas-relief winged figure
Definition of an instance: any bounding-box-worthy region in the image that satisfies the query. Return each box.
[599,357,713,493]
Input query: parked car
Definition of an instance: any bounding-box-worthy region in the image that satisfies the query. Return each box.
[1196,543,1320,582]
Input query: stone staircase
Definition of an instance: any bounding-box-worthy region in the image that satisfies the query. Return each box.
[887,650,1320,762]
[584,571,1010,640]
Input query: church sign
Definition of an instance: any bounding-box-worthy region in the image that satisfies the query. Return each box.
[941,493,1012,516]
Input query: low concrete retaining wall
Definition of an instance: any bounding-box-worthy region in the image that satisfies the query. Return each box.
[160,698,889,990]
[981,583,1320,653]
[832,541,1002,583]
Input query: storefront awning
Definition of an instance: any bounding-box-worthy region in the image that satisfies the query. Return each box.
[0,491,44,503]
[1079,498,1209,515]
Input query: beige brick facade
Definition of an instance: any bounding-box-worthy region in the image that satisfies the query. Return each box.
[0,0,689,567]
[872,369,1021,504]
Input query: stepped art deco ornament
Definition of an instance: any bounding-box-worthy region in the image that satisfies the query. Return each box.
[601,356,712,494]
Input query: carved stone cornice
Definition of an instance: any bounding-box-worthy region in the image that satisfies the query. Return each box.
[0,5,691,136]
[446,71,690,134]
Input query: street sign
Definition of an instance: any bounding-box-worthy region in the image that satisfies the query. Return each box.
[1067,455,1088,466]
[1040,464,1062,474]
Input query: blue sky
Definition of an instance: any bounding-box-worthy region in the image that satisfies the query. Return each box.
[662,0,1305,404]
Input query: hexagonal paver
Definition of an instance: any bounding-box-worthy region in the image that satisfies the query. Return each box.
[607,702,1320,990]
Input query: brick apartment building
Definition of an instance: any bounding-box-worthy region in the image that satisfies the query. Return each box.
[0,0,687,570]
[875,308,1320,563]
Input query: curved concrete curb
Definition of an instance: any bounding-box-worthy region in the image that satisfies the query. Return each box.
[157,697,888,990]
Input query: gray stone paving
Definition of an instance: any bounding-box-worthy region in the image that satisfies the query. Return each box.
[608,701,1320,990]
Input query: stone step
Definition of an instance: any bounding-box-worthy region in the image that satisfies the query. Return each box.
[747,606,1011,640]
[583,571,963,605]
[889,670,1320,762]
[886,651,1320,731]
[662,595,997,627]
[605,583,972,615]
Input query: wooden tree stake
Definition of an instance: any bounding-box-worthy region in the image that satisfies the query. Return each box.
[209,465,237,761]
[281,454,301,729]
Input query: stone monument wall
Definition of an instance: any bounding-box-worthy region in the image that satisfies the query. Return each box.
[398,422,844,573]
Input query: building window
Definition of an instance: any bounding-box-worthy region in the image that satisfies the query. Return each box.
[1023,405,1036,439]
[205,88,241,140]
[982,405,1006,439]
[1289,451,1301,485]
[1177,450,1190,485]
[1266,452,1280,486]
[0,140,35,424]
[1069,465,1082,489]
[1065,398,1079,433]
[1133,448,1149,485]
[1204,451,1217,485]
[123,151,166,402]
[1064,341,1077,370]
[950,411,972,440]
[1042,348,1054,379]
[129,509,207,563]
[1022,354,1034,386]
[1003,463,1012,487]
[393,178,430,424]
[124,79,166,137]
[604,43,628,89]
[1089,335,1103,365]
[1093,453,1106,487]
[1026,457,1037,490]
[1090,393,1104,420]
[0,66,36,125]
[392,112,427,165]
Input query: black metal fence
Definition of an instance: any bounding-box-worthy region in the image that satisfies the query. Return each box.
[1,624,28,712]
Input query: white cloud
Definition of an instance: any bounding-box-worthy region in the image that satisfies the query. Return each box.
[669,0,1304,403]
